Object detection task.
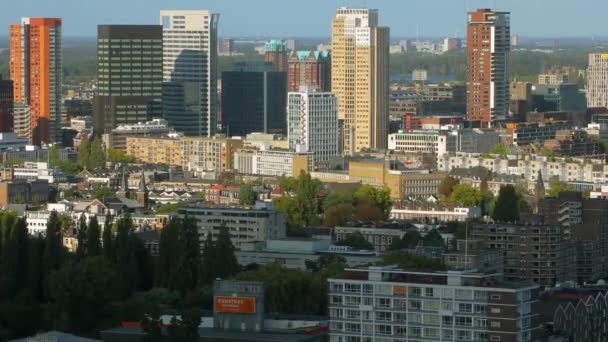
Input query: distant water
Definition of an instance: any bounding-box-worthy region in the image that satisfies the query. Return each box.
[391,75,456,82]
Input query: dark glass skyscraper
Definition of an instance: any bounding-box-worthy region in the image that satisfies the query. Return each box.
[221,64,287,136]
[0,77,14,133]
[94,25,163,133]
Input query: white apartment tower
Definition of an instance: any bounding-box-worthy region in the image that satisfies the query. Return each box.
[587,53,608,108]
[287,87,339,166]
[331,8,389,155]
[160,10,219,137]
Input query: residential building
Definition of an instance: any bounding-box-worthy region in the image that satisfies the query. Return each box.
[70,116,93,133]
[390,207,482,222]
[467,9,511,125]
[233,146,313,177]
[264,40,288,72]
[587,53,608,108]
[13,103,30,140]
[177,205,287,248]
[126,135,184,167]
[221,64,287,135]
[9,18,62,144]
[106,118,172,151]
[443,240,504,273]
[0,78,13,133]
[328,266,541,342]
[553,291,608,342]
[237,239,381,270]
[506,121,571,146]
[160,10,219,137]
[543,130,600,157]
[538,66,579,85]
[471,223,576,287]
[443,37,462,52]
[181,136,242,175]
[287,50,331,92]
[94,25,163,133]
[331,8,389,154]
[287,88,339,166]
[12,161,62,183]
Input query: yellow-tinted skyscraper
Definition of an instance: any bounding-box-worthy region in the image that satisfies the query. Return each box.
[331,8,389,155]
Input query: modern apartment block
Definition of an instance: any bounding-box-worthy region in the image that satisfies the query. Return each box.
[221,64,287,135]
[287,50,331,92]
[105,118,172,151]
[177,206,287,249]
[587,53,608,108]
[264,40,288,72]
[0,78,13,133]
[94,25,163,134]
[287,88,339,166]
[328,266,541,342]
[12,103,31,140]
[160,10,219,137]
[331,8,389,155]
[471,223,576,287]
[9,18,62,144]
[467,9,511,126]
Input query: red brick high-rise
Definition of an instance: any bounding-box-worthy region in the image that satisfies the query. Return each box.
[467,9,510,126]
[264,40,288,72]
[287,50,331,92]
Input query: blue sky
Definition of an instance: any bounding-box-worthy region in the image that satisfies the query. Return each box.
[0,0,605,38]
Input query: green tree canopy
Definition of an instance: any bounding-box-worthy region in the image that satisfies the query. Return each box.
[438,176,458,199]
[490,143,510,155]
[449,184,483,207]
[354,185,392,218]
[547,177,574,197]
[382,250,446,271]
[492,185,521,222]
[107,148,136,163]
[86,216,102,257]
[335,232,374,250]
[238,183,256,206]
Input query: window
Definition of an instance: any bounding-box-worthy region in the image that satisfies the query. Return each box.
[490,294,502,300]
[376,298,391,308]
[491,336,501,341]
[458,303,473,313]
[442,316,453,325]
[456,316,472,327]
[409,287,422,297]
[376,325,392,335]
[424,288,435,297]
[490,307,501,314]
[490,321,501,328]
[409,301,421,310]
[376,311,391,321]
[442,302,453,311]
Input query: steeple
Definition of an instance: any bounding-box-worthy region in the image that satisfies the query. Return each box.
[534,170,545,213]
[136,168,149,206]
[139,168,146,192]
[121,167,128,192]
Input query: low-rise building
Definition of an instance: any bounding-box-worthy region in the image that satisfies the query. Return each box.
[0,180,50,209]
[328,266,542,342]
[334,225,406,252]
[106,118,172,151]
[178,205,287,248]
[390,206,481,223]
[234,145,313,177]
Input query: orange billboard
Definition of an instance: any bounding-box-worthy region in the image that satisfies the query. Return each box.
[214,296,256,314]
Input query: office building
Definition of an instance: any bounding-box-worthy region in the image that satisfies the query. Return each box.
[177,205,287,248]
[94,25,163,133]
[13,103,31,141]
[443,37,462,52]
[106,118,172,151]
[538,66,579,85]
[391,206,482,222]
[388,130,454,155]
[0,180,50,209]
[219,38,234,56]
[287,88,339,166]
[221,64,287,135]
[9,18,62,144]
[287,50,331,92]
[531,84,586,114]
[587,53,608,108]
[328,266,541,342]
[264,40,288,72]
[467,9,511,125]
[0,78,13,132]
[233,146,313,177]
[161,10,219,137]
[331,8,390,154]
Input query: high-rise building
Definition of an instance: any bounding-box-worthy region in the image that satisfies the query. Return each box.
[331,8,389,155]
[13,103,31,140]
[287,87,339,166]
[221,64,287,136]
[287,50,331,92]
[264,40,288,72]
[94,25,163,134]
[160,10,219,137]
[0,77,13,133]
[442,37,462,52]
[466,9,511,126]
[587,53,608,108]
[219,38,234,56]
[9,18,62,144]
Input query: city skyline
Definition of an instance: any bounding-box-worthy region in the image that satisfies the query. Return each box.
[0,0,607,38]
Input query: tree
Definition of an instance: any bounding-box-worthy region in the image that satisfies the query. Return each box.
[354,185,392,219]
[490,143,510,155]
[167,307,201,342]
[49,256,118,332]
[382,251,445,271]
[547,177,574,197]
[438,176,458,199]
[272,171,322,236]
[200,233,215,286]
[422,229,446,248]
[492,185,520,222]
[322,190,354,211]
[89,136,106,169]
[2,218,29,298]
[108,148,136,163]
[76,215,88,259]
[389,230,421,250]
[177,215,202,293]
[102,215,114,261]
[449,184,483,207]
[353,201,384,223]
[27,235,45,300]
[114,217,138,297]
[335,232,374,250]
[92,186,112,200]
[323,204,354,227]
[157,217,180,290]
[213,224,239,280]
[77,137,90,169]
[217,171,235,186]
[156,202,188,214]
[540,147,559,158]
[86,216,102,257]
[43,212,63,280]
[239,183,256,206]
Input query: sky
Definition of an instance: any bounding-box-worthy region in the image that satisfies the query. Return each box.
[0,0,606,38]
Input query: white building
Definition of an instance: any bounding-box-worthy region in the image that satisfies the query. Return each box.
[106,118,173,150]
[233,145,313,177]
[388,130,454,156]
[287,87,339,166]
[160,10,219,137]
[13,162,62,183]
[412,69,428,82]
[587,53,608,108]
[13,103,31,141]
[390,207,482,222]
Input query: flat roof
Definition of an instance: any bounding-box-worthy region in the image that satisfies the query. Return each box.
[101,327,322,342]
